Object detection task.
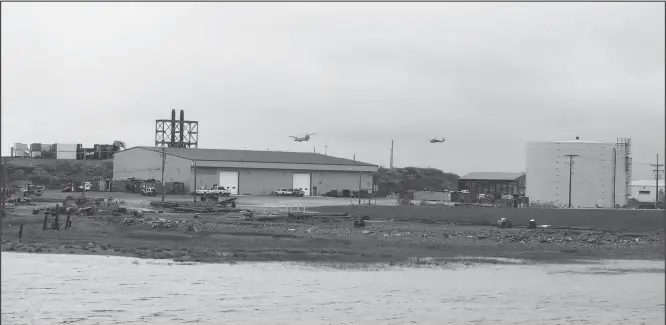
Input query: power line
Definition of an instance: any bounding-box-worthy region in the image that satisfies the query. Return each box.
[650,154,663,208]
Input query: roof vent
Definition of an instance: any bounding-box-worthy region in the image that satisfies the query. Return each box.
[575,136,579,140]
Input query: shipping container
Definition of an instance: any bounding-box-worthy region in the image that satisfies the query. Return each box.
[55,143,78,160]
[42,144,53,152]
[14,143,28,151]
[57,151,77,160]
[30,143,42,152]
[31,151,42,158]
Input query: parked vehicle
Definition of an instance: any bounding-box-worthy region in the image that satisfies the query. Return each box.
[77,182,92,192]
[196,185,230,196]
[141,188,157,196]
[195,186,210,195]
[20,184,43,197]
[351,190,373,198]
[274,188,293,196]
[209,185,231,197]
[292,188,305,197]
[61,182,90,192]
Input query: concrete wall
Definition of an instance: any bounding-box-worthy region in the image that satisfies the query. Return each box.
[192,167,374,195]
[113,148,194,191]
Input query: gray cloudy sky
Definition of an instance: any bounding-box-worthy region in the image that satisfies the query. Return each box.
[2,2,664,179]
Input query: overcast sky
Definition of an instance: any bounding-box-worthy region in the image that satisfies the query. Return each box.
[2,3,664,179]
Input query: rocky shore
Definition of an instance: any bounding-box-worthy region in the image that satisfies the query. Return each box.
[2,211,664,264]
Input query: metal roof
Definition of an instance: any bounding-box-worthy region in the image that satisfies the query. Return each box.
[129,146,377,167]
[631,180,665,187]
[459,172,526,181]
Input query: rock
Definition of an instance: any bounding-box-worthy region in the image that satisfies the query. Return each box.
[353,219,366,228]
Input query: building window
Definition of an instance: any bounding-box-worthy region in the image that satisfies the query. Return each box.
[638,190,650,195]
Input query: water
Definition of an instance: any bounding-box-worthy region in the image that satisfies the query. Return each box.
[2,253,663,325]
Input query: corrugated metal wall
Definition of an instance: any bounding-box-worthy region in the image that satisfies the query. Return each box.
[192,167,374,196]
[526,140,628,208]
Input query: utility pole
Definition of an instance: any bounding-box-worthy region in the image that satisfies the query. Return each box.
[82,152,86,198]
[390,140,394,169]
[565,154,579,208]
[193,160,197,203]
[650,154,663,209]
[358,171,362,205]
[161,146,166,202]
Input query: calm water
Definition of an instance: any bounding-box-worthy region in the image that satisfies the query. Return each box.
[2,253,664,325]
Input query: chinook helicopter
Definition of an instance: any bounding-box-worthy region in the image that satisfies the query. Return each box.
[289,133,316,142]
[429,137,446,143]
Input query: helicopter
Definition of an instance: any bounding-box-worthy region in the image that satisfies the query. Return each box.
[289,133,316,142]
[429,137,446,143]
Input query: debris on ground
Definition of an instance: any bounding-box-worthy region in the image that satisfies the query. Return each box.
[496,218,514,229]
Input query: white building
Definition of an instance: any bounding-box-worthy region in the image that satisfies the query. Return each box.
[55,143,78,160]
[630,180,665,203]
[526,137,631,208]
[12,143,29,157]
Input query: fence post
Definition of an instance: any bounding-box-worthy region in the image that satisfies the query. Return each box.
[42,214,48,231]
[18,221,24,241]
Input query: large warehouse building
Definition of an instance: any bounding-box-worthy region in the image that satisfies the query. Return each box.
[526,137,631,208]
[113,147,378,196]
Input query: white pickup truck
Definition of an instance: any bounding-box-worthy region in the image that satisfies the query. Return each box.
[273,188,293,196]
[196,185,231,196]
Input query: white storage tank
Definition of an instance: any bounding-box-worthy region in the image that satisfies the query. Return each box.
[526,137,630,208]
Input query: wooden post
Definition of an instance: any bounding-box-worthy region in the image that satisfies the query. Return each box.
[65,214,71,229]
[42,214,48,230]
[55,204,60,231]
[18,221,23,241]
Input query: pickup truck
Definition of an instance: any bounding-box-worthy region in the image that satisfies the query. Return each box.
[196,185,231,196]
[273,188,293,196]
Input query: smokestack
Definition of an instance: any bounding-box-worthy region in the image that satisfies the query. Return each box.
[179,110,185,147]
[170,109,176,147]
[390,140,394,169]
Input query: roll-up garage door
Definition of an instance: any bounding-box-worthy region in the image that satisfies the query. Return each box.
[219,171,239,195]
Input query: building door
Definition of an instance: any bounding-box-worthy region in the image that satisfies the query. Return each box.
[293,173,311,196]
[219,171,239,195]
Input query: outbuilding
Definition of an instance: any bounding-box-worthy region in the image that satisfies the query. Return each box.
[630,180,664,203]
[457,172,526,196]
[112,147,378,196]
